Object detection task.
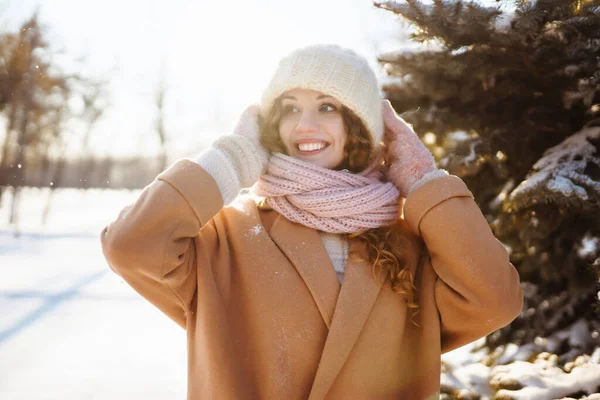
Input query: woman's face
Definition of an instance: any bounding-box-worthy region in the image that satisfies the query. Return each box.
[278,88,348,169]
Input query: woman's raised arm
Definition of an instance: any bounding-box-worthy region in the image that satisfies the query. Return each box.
[100,160,223,328]
[100,105,268,328]
[403,174,523,353]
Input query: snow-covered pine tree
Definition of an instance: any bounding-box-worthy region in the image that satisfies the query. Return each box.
[375,0,600,374]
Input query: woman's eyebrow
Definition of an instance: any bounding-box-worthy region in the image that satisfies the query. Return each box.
[281,95,335,101]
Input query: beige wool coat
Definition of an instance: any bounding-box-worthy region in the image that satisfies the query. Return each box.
[100,159,523,400]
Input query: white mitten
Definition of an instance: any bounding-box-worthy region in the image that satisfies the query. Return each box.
[195,105,269,204]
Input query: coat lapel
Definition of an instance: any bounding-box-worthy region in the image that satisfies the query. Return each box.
[268,215,341,329]
[308,239,384,400]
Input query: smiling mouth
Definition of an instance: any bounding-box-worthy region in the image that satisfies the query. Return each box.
[296,141,330,153]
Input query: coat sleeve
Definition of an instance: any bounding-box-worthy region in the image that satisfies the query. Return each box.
[100,159,224,328]
[403,174,523,353]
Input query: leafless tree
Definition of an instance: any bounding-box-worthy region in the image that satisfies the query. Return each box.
[0,14,105,235]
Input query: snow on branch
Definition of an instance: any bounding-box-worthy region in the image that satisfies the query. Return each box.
[491,357,600,399]
[508,125,600,211]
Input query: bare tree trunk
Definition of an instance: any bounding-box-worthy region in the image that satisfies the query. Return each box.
[10,157,24,233]
[156,77,168,172]
[9,186,21,238]
[42,144,68,225]
[0,184,7,211]
[9,107,29,235]
[10,51,36,233]
[42,155,66,225]
[41,186,54,226]
[0,129,14,169]
[76,88,104,188]
[0,105,17,170]
[0,105,18,209]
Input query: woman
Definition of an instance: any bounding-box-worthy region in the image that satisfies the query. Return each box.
[101,44,522,399]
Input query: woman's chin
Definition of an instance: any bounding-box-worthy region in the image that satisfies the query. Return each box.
[292,154,339,169]
[288,147,342,169]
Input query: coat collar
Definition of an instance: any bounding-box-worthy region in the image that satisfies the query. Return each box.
[308,238,384,400]
[260,199,428,398]
[268,213,341,329]
[265,210,387,398]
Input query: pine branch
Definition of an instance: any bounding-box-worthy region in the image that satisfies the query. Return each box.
[376,0,600,351]
[507,126,600,212]
[374,0,504,48]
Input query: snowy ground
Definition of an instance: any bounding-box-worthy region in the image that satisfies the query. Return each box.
[0,187,186,400]
[1,187,599,399]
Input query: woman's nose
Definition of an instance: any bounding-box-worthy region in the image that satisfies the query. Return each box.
[295,111,319,133]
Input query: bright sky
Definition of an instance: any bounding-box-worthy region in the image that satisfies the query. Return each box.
[2,0,419,160]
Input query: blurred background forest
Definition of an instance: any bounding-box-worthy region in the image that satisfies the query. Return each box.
[0,13,174,230]
[1,0,600,399]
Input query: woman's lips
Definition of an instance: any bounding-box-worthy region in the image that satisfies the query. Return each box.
[295,139,330,155]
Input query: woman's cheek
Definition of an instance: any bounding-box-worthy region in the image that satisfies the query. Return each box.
[278,121,294,152]
[328,119,347,145]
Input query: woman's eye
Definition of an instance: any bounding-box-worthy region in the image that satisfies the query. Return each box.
[320,104,337,112]
[282,105,298,115]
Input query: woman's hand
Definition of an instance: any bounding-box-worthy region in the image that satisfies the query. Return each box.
[382,99,437,197]
[231,105,269,173]
[209,104,270,190]
[195,105,270,204]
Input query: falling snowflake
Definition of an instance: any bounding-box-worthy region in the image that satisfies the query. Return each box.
[248,225,262,236]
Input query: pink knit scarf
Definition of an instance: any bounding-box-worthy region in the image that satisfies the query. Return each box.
[253,153,400,234]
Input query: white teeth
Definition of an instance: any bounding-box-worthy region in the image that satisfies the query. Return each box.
[298,142,327,152]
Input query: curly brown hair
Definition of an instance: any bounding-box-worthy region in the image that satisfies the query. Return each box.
[258,96,419,313]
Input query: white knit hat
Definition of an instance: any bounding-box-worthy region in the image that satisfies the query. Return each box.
[260,44,384,147]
